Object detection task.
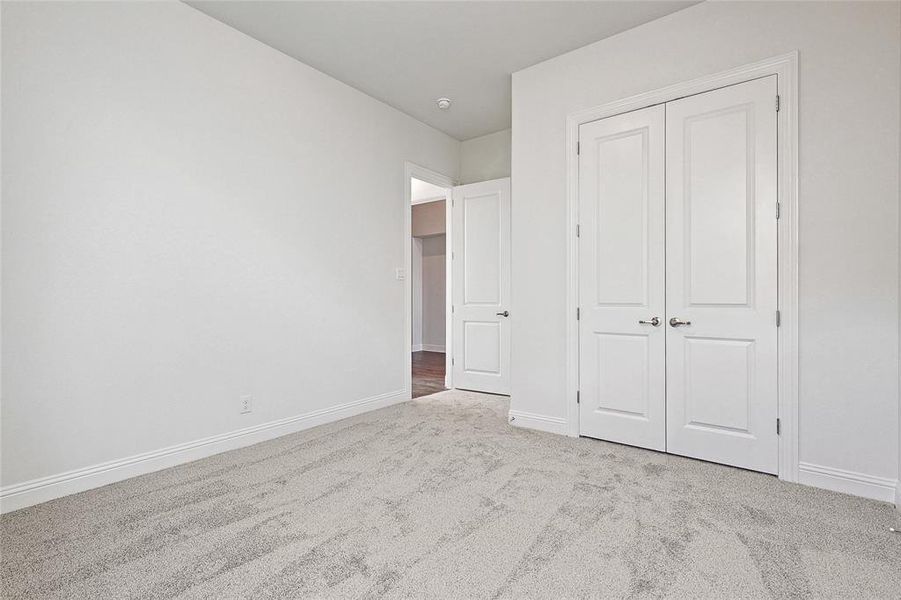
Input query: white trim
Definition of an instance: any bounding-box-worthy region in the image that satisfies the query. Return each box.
[798,462,898,504]
[444,193,454,388]
[412,344,445,353]
[564,53,801,483]
[404,162,455,396]
[508,410,569,436]
[0,389,408,514]
[895,480,900,510]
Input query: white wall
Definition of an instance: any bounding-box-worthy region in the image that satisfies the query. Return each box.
[421,235,446,350]
[512,1,900,497]
[460,129,511,185]
[412,238,423,350]
[1,2,460,502]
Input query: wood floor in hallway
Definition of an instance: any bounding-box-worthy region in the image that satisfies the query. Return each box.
[412,351,445,398]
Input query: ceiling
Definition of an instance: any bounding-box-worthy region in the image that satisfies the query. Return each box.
[186,1,698,140]
[411,178,448,204]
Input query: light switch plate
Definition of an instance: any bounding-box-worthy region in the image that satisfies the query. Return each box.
[395,268,405,281]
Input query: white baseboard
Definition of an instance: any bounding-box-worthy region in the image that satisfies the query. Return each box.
[896,480,901,511]
[0,389,409,514]
[508,409,568,436]
[421,344,445,353]
[798,462,898,504]
[412,344,423,352]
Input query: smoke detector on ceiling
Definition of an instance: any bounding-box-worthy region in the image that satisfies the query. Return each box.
[435,97,452,111]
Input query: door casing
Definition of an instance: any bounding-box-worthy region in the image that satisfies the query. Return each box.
[564,53,799,483]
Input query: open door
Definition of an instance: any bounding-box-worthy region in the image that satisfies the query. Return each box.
[451,178,511,395]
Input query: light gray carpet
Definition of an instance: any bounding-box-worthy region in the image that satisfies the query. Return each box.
[2,390,900,599]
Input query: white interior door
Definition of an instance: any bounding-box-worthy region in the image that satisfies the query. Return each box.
[665,76,779,474]
[452,178,511,394]
[578,105,666,451]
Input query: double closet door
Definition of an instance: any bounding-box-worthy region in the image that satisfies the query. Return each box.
[577,76,779,474]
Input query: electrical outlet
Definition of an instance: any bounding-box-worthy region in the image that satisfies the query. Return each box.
[240,395,252,414]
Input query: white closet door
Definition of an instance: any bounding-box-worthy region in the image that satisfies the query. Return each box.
[665,76,779,474]
[452,178,511,395]
[578,105,666,451]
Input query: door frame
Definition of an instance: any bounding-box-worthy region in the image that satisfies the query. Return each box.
[564,53,800,482]
[404,161,456,396]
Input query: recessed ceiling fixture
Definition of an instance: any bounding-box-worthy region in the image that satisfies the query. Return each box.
[435,97,452,110]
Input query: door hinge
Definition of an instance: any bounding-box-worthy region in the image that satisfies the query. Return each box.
[776,418,781,435]
[452,357,455,366]
[776,95,781,112]
[576,224,580,238]
[776,310,781,327]
[452,251,455,260]
[776,202,781,220]
[576,307,580,320]
[451,305,455,314]
[576,141,580,155]
[576,390,580,404]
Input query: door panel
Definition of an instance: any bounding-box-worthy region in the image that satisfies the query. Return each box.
[452,178,511,394]
[665,76,779,474]
[594,132,650,306]
[594,333,650,418]
[684,107,753,305]
[578,105,666,451]
[462,193,501,305]
[684,337,754,433]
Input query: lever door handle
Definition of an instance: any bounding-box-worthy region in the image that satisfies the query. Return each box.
[496,311,509,317]
[669,317,691,327]
[638,317,660,326]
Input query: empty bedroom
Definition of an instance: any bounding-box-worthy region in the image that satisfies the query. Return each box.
[1,1,900,598]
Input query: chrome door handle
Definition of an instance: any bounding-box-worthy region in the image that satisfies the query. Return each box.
[669,317,691,327]
[638,317,660,327]
[496,311,509,317]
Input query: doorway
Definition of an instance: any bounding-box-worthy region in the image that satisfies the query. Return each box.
[403,163,514,400]
[411,179,451,398]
